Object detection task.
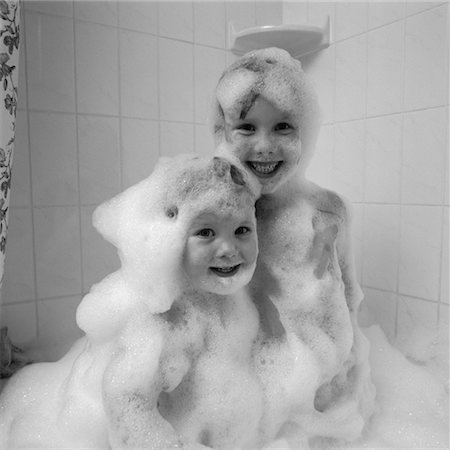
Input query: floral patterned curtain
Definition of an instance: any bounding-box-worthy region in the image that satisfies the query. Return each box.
[0,0,20,300]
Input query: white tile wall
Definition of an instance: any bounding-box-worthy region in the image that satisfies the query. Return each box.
[401,108,447,205]
[159,1,193,42]
[299,1,449,344]
[25,11,76,112]
[404,6,448,110]
[365,115,402,204]
[333,120,365,202]
[75,21,119,115]
[120,31,158,120]
[335,2,367,41]
[3,209,35,303]
[195,4,225,49]
[194,46,227,124]
[335,35,367,122]
[34,207,82,299]
[2,1,448,351]
[29,112,79,206]
[78,115,121,205]
[121,118,160,189]
[399,206,442,302]
[118,1,158,35]
[367,22,404,117]
[158,38,194,122]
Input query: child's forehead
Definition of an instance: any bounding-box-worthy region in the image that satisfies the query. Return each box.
[190,204,255,224]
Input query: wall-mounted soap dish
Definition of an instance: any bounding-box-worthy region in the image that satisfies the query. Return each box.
[228,17,331,59]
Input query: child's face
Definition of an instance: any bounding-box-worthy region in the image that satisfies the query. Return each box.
[223,97,301,194]
[183,206,257,295]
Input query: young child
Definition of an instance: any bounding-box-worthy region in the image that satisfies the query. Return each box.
[0,155,264,449]
[212,48,375,446]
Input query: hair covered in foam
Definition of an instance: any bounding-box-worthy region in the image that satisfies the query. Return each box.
[212,47,321,171]
[83,154,259,322]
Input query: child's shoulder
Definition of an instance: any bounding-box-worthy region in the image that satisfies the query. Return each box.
[304,181,348,220]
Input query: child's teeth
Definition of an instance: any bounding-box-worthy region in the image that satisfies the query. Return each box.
[216,267,233,273]
[251,162,279,174]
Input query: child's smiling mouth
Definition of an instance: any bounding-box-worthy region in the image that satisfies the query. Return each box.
[210,265,241,277]
[247,161,282,178]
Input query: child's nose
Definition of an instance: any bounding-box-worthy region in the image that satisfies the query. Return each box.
[254,134,274,156]
[216,240,238,259]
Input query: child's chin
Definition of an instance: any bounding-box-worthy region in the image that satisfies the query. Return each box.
[203,269,253,295]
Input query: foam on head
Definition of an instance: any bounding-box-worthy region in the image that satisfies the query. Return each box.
[90,154,259,315]
[212,48,321,175]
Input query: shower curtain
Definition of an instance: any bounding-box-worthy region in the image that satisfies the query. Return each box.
[0,0,20,301]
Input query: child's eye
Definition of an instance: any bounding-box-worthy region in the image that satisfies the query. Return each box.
[236,123,256,135]
[235,226,251,236]
[196,228,215,238]
[275,122,293,134]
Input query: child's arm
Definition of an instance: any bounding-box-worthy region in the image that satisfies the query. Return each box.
[102,312,204,449]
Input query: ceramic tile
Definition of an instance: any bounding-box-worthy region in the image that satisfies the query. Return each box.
[194,1,226,48]
[17,36,27,111]
[159,1,194,42]
[2,209,36,303]
[351,203,364,285]
[159,38,194,122]
[306,124,334,191]
[75,21,119,115]
[29,112,78,207]
[194,46,227,124]
[34,206,82,299]
[440,207,449,304]
[359,287,397,341]
[37,296,84,360]
[0,302,37,344]
[195,124,215,157]
[365,115,402,204]
[78,115,121,205]
[399,205,442,301]
[118,1,157,35]
[25,11,75,112]
[397,295,439,344]
[333,120,365,202]
[307,2,336,30]
[10,109,31,208]
[363,204,400,292]
[256,1,283,26]
[160,121,194,157]
[74,1,118,26]
[438,303,448,329]
[406,2,443,16]
[404,6,448,110]
[120,30,158,119]
[121,118,160,189]
[81,206,120,294]
[402,108,447,205]
[226,1,256,33]
[24,0,73,18]
[367,22,404,116]
[282,1,307,26]
[335,35,367,122]
[301,45,335,125]
[335,2,368,41]
[368,2,405,29]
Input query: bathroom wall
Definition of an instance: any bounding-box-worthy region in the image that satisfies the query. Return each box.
[0,1,283,351]
[284,1,449,347]
[0,1,448,355]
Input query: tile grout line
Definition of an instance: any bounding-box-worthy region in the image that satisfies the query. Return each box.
[72,1,85,306]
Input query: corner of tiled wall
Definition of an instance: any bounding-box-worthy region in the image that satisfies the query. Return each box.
[295,1,449,345]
